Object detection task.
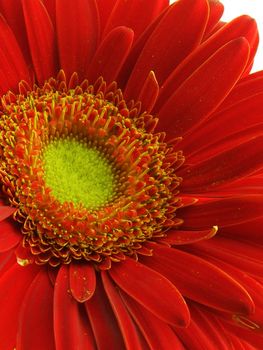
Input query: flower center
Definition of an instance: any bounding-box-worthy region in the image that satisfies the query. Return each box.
[43,138,116,209]
[0,72,184,268]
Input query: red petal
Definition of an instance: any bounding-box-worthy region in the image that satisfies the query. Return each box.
[109,257,190,327]
[54,265,96,350]
[155,15,257,113]
[125,0,209,100]
[157,37,249,139]
[22,0,57,84]
[180,195,263,228]
[101,271,143,350]
[117,5,169,88]
[69,262,96,302]
[209,21,228,36]
[15,242,34,265]
[0,263,39,349]
[222,319,263,349]
[188,124,263,167]
[142,242,254,315]
[157,227,217,245]
[186,237,263,278]
[222,71,263,108]
[203,0,224,37]
[228,336,255,350]
[16,270,55,350]
[207,260,263,344]
[56,0,99,79]
[85,275,126,349]
[180,135,263,192]
[48,265,58,286]
[121,292,186,349]
[0,219,21,252]
[221,216,263,241]
[103,0,168,41]
[96,0,118,34]
[191,249,263,326]
[181,92,263,156]
[138,71,159,113]
[87,26,134,84]
[0,0,32,65]
[41,0,56,26]
[176,303,233,350]
[212,175,263,196]
[0,250,16,276]
[0,206,16,221]
[0,15,31,94]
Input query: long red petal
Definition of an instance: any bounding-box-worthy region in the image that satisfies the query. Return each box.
[87,26,134,84]
[101,271,143,350]
[121,292,186,350]
[117,5,169,88]
[109,257,190,327]
[203,0,224,37]
[0,219,21,252]
[180,195,263,228]
[142,242,254,315]
[180,135,263,192]
[0,263,39,349]
[0,0,31,65]
[221,217,263,241]
[0,206,16,221]
[125,0,209,100]
[185,237,263,278]
[69,262,96,302]
[16,270,55,350]
[157,227,217,245]
[222,71,263,108]
[155,15,257,112]
[22,0,57,84]
[157,38,249,139]
[138,71,159,113]
[229,335,259,350]
[85,275,126,350]
[96,0,118,34]
[0,15,31,94]
[0,250,16,277]
[54,265,96,350]
[56,0,99,79]
[181,93,263,156]
[188,124,263,167]
[176,303,233,350]
[103,0,169,41]
[41,0,56,26]
[222,319,263,349]
[188,249,263,328]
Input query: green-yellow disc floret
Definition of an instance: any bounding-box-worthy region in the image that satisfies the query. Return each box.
[43,138,115,209]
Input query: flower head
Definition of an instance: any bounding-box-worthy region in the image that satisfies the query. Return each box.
[0,0,262,349]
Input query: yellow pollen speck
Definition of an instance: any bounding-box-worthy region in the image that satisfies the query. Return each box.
[17,257,31,266]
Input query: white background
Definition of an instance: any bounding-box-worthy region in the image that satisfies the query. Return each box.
[170,0,263,72]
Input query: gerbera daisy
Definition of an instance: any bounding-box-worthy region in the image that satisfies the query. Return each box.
[0,0,262,349]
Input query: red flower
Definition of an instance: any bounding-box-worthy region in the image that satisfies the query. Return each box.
[0,0,262,349]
